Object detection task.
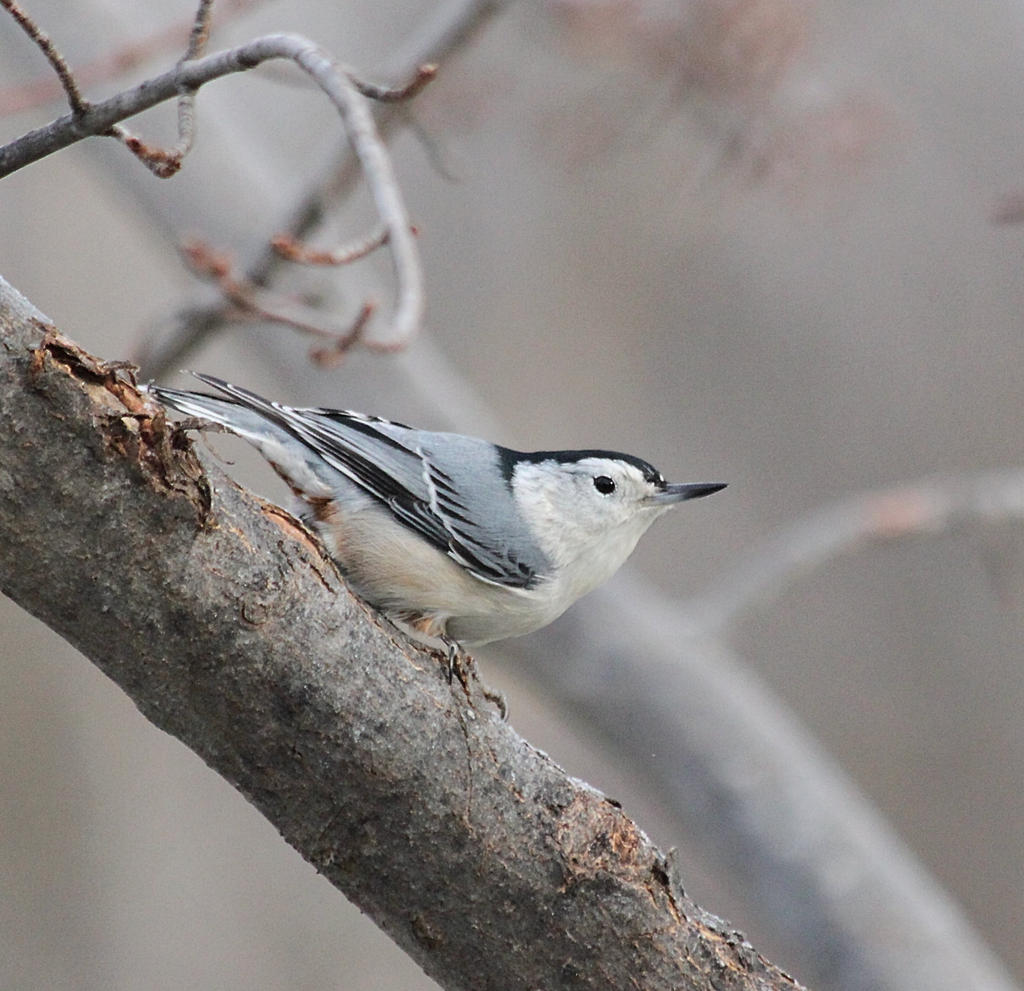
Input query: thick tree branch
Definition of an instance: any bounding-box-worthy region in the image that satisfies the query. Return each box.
[0,275,804,991]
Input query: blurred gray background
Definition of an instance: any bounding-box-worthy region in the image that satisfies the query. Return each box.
[1,1,1022,989]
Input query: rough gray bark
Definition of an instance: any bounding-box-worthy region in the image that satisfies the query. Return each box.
[0,274,804,991]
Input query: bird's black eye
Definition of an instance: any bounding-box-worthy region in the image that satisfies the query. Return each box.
[593,475,616,495]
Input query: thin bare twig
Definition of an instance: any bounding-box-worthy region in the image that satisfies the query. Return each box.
[181,239,383,365]
[185,0,216,58]
[314,49,425,348]
[348,62,437,102]
[272,226,395,266]
[0,0,88,114]
[309,300,376,367]
[0,0,264,115]
[694,470,1024,634]
[108,0,215,177]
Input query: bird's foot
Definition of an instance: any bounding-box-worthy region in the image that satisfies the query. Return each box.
[441,636,507,720]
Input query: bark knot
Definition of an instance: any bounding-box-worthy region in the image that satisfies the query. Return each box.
[28,323,211,519]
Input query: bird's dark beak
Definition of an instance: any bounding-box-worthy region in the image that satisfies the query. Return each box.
[650,481,727,505]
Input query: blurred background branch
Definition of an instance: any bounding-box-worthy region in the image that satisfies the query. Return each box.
[696,471,1024,635]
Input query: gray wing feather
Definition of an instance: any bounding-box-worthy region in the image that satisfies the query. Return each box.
[185,375,546,589]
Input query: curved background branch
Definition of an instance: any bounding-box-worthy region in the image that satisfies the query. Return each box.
[0,29,423,348]
[694,474,1024,636]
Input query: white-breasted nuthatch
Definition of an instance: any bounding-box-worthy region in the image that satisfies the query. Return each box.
[150,374,725,648]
